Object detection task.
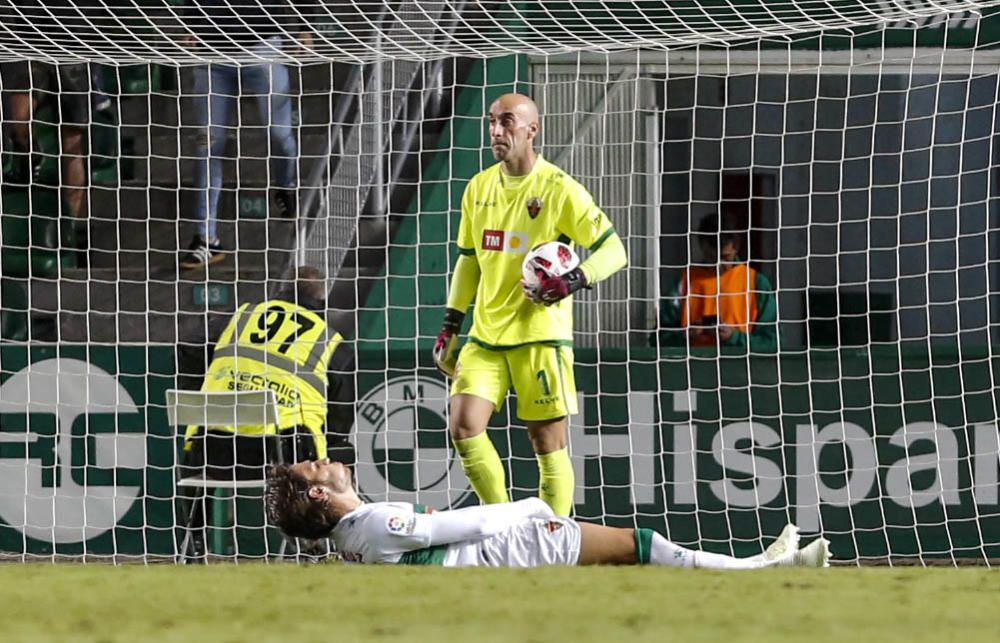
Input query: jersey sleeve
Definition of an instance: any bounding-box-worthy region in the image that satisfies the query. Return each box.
[456,182,476,255]
[421,498,555,546]
[367,505,434,554]
[373,498,557,552]
[655,272,689,347]
[556,179,616,251]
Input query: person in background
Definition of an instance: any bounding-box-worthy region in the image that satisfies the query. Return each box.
[178,0,313,269]
[177,265,354,558]
[1,62,91,249]
[179,266,355,478]
[656,213,778,352]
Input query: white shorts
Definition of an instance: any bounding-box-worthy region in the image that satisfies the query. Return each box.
[477,517,582,568]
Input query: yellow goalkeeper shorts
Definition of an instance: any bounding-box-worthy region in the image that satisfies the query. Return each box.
[451,341,578,422]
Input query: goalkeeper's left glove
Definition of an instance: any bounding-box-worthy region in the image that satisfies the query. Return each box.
[534,267,588,305]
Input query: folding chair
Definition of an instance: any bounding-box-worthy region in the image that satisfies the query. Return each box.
[166,388,287,563]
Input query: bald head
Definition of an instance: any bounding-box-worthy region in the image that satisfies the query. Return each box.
[488,93,540,174]
[491,93,539,125]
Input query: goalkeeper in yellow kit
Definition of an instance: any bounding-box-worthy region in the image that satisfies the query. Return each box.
[433,93,628,516]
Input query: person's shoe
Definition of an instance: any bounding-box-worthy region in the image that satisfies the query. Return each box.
[273,188,297,218]
[794,538,832,568]
[179,236,226,269]
[752,523,801,565]
[93,93,112,114]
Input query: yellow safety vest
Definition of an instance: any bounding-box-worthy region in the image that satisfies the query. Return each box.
[184,299,343,457]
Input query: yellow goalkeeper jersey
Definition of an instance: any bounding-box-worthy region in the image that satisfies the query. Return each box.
[456,156,616,347]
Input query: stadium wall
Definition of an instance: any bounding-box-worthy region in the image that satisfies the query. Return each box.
[1,345,997,560]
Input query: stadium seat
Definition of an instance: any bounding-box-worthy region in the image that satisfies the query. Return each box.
[165,389,293,563]
[0,187,68,278]
[0,279,29,342]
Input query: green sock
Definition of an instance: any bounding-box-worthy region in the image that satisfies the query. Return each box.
[537,447,574,516]
[453,432,509,504]
[634,528,654,565]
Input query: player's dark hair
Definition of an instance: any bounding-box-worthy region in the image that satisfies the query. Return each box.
[265,464,339,540]
[696,213,745,248]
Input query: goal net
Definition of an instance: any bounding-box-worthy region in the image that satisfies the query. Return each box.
[1,0,1000,565]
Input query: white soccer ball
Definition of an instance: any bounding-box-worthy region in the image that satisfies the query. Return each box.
[521,241,580,288]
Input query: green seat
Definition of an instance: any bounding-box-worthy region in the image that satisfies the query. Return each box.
[1,187,68,278]
[0,279,29,342]
[114,63,163,95]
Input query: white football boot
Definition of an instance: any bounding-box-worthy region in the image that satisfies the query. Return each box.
[794,538,832,568]
[752,524,801,565]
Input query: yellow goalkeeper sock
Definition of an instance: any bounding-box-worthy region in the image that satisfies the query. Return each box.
[453,432,509,504]
[537,448,574,516]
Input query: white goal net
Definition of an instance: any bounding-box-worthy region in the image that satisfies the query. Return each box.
[1,0,1000,565]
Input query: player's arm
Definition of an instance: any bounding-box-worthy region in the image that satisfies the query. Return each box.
[722,271,779,352]
[654,273,690,346]
[578,232,627,284]
[391,498,556,551]
[181,305,247,449]
[534,187,628,305]
[433,187,481,376]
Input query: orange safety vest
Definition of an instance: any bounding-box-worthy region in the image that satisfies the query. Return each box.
[678,263,760,346]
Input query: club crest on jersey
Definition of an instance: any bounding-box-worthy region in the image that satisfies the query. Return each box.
[481,229,528,254]
[526,196,543,219]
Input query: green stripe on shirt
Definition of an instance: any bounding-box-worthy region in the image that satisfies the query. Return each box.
[589,227,615,251]
[399,504,446,565]
[399,545,449,566]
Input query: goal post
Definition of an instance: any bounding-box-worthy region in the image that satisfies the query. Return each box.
[0,1,1000,564]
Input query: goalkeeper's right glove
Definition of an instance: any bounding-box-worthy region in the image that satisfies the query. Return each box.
[433,308,465,377]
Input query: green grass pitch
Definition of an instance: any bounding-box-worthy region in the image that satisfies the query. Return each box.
[3,564,998,642]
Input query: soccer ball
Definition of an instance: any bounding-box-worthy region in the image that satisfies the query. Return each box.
[521,241,580,288]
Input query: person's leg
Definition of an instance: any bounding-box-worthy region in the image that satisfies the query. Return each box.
[244,46,298,217]
[269,62,297,185]
[246,59,297,187]
[6,92,32,153]
[2,62,35,158]
[266,61,298,217]
[449,342,511,504]
[189,63,236,244]
[203,64,237,243]
[60,125,86,219]
[53,64,93,262]
[514,344,577,516]
[4,91,34,187]
[324,432,356,469]
[576,522,795,569]
[189,64,211,235]
[525,417,573,515]
[450,394,508,504]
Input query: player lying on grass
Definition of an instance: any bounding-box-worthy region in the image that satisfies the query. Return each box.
[266,460,831,569]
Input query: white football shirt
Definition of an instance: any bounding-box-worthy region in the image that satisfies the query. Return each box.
[330,498,581,567]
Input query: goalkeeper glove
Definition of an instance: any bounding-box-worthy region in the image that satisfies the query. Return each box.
[533,267,588,305]
[433,308,464,377]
